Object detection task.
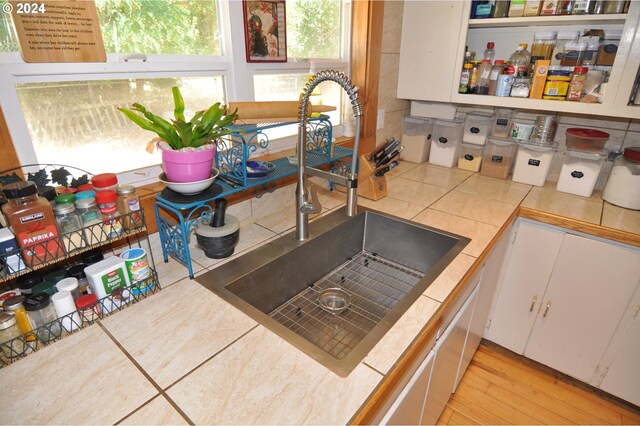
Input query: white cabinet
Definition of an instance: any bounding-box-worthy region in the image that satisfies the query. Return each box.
[524,233,640,383]
[485,221,565,354]
[381,350,435,425]
[598,287,640,406]
[397,1,465,102]
[486,219,640,402]
[422,286,478,425]
[398,0,640,118]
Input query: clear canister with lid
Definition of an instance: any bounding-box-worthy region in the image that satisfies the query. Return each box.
[491,108,515,138]
[551,31,581,66]
[463,112,493,145]
[95,190,122,239]
[458,143,485,172]
[91,173,118,192]
[0,313,25,358]
[531,31,557,65]
[116,185,141,230]
[24,294,61,342]
[596,30,622,66]
[511,78,531,97]
[512,143,556,186]
[481,138,519,179]
[400,116,433,163]
[429,119,464,168]
[602,147,640,210]
[561,41,587,67]
[53,203,86,253]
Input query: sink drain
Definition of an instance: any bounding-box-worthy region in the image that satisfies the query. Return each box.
[318,288,350,313]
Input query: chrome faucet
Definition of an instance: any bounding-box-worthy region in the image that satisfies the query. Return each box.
[295,70,363,241]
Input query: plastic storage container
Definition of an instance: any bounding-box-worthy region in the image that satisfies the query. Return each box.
[602,147,640,210]
[463,112,492,145]
[512,143,556,186]
[565,128,609,151]
[556,150,605,197]
[458,143,484,172]
[491,108,515,138]
[429,119,463,168]
[481,138,518,179]
[400,116,433,163]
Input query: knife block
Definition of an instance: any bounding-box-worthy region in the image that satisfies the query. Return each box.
[336,155,387,201]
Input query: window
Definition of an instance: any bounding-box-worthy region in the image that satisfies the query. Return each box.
[0,0,351,184]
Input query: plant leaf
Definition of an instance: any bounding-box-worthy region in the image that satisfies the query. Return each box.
[172,86,185,122]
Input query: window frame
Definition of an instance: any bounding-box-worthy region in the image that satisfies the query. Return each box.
[0,0,353,185]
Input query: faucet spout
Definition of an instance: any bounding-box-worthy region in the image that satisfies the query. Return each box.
[295,70,363,241]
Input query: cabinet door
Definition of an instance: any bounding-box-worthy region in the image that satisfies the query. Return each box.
[599,300,640,406]
[397,1,465,102]
[525,234,640,383]
[485,221,565,354]
[381,350,435,426]
[421,289,477,425]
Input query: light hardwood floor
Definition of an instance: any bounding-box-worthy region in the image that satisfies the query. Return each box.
[437,341,640,425]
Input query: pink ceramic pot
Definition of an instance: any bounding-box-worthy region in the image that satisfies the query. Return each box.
[161,145,216,183]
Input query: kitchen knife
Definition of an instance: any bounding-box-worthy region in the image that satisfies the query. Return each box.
[375,160,399,177]
[376,145,404,168]
[373,140,400,166]
[367,140,390,162]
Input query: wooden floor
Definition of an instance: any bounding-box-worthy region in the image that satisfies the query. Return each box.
[437,341,640,425]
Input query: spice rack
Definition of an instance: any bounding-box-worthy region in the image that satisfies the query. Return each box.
[0,271,161,367]
[154,116,354,278]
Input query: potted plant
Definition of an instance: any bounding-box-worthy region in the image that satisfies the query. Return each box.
[119,86,238,183]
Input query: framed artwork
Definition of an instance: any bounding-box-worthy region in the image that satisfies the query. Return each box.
[243,0,287,63]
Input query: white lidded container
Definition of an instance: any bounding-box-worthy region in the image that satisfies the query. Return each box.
[84,256,132,313]
[458,143,484,172]
[463,112,493,145]
[512,143,556,186]
[429,118,463,168]
[602,147,640,210]
[481,138,518,180]
[556,150,605,197]
[400,116,432,163]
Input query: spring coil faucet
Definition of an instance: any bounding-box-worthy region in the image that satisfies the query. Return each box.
[296,70,363,241]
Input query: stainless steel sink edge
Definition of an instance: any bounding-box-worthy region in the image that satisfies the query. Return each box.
[196,207,470,378]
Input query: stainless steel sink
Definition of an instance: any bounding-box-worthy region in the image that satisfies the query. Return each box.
[197,208,469,377]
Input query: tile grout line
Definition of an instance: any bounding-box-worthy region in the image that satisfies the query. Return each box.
[363,361,386,377]
[97,322,196,426]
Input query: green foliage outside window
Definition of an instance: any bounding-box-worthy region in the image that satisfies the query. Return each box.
[287,0,341,59]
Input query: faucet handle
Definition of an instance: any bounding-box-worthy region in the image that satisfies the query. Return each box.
[300,184,322,214]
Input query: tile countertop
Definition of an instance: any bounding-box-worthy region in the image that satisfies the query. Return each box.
[1,162,638,424]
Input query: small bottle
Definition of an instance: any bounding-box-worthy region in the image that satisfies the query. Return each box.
[54,193,75,205]
[566,66,589,101]
[75,197,105,246]
[507,46,529,77]
[3,295,34,337]
[469,60,481,94]
[91,173,118,192]
[511,78,531,97]
[459,63,473,94]
[53,203,86,253]
[24,294,60,343]
[95,190,122,239]
[116,185,141,230]
[488,60,506,96]
[75,294,101,323]
[476,59,493,95]
[0,312,25,359]
[483,42,495,63]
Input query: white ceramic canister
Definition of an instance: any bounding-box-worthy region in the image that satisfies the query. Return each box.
[556,150,604,197]
[602,148,640,210]
[512,143,556,187]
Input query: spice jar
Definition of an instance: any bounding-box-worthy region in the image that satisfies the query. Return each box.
[116,185,141,230]
[55,277,82,300]
[488,60,506,96]
[51,291,81,332]
[567,66,589,101]
[1,181,62,267]
[511,78,531,97]
[3,295,34,338]
[0,313,25,358]
[37,186,57,207]
[53,203,86,253]
[95,190,122,239]
[602,147,640,210]
[75,294,101,323]
[476,59,493,95]
[75,190,96,201]
[67,264,90,295]
[54,193,75,205]
[459,63,473,94]
[24,294,60,342]
[91,173,118,192]
[596,31,621,66]
[17,273,44,296]
[469,60,481,94]
[75,198,106,245]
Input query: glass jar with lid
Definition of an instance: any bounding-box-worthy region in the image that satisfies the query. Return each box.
[0,313,25,358]
[75,198,106,245]
[67,264,90,294]
[75,294,101,323]
[602,147,640,210]
[95,190,122,239]
[116,185,141,230]
[91,173,118,192]
[3,295,34,337]
[24,294,61,342]
[511,77,531,97]
[53,203,86,253]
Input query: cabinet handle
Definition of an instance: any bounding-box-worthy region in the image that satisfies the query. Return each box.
[543,301,551,318]
[529,296,537,312]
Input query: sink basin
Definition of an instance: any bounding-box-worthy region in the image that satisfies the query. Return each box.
[197,208,469,377]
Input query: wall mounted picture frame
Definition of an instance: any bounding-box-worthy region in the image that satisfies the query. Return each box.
[242,0,287,63]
